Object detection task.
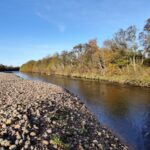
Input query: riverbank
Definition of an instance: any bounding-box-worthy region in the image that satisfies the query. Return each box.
[64,72,150,88]
[21,70,150,88]
[0,73,128,150]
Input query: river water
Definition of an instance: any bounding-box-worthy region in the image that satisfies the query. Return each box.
[14,71,150,150]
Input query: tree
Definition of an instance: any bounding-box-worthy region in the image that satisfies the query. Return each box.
[144,18,150,32]
[61,50,69,67]
[0,64,6,71]
[126,26,138,71]
[73,44,83,59]
[113,29,128,51]
[139,18,150,52]
[83,39,99,67]
[126,26,137,50]
[20,60,36,72]
[103,40,118,51]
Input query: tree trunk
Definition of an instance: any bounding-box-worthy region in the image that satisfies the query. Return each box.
[133,54,136,72]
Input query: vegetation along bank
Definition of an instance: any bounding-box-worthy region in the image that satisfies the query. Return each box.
[0,64,19,72]
[20,19,150,87]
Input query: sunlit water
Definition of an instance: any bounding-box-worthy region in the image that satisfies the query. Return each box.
[14,71,150,150]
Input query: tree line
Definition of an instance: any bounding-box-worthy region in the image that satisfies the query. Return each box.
[20,18,150,84]
[0,64,20,72]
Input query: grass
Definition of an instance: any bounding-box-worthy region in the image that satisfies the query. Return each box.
[51,135,70,149]
[21,64,150,87]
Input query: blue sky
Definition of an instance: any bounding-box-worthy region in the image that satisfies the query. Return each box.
[0,0,149,66]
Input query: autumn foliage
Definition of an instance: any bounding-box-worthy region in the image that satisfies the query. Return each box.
[20,19,150,86]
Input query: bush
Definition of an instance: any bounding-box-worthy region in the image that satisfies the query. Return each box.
[143,58,150,66]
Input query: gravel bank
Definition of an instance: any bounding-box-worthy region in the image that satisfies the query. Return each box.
[0,73,129,150]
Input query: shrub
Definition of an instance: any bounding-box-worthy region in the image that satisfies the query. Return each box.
[143,58,150,66]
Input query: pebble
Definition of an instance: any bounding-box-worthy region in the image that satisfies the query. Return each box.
[52,121,56,124]
[15,140,19,145]
[97,132,102,136]
[16,135,21,140]
[0,73,129,150]
[14,124,20,129]
[93,139,98,144]
[1,140,11,147]
[23,115,28,120]
[2,124,6,128]
[6,119,12,125]
[42,140,49,145]
[98,144,104,149]
[9,145,17,150]
[46,129,52,134]
[78,144,84,150]
[30,132,36,136]
[53,145,57,149]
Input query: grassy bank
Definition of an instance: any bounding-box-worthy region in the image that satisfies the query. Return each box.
[69,73,150,87]
[20,64,150,87]
[20,55,150,88]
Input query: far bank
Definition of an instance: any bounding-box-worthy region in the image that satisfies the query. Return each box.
[19,69,150,88]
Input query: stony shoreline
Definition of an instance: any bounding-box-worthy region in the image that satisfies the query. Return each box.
[0,73,129,150]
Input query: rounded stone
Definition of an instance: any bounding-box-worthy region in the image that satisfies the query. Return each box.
[47,129,52,134]
[42,140,49,145]
[30,132,36,137]
[14,124,21,129]
[6,119,12,125]
[2,124,6,128]
[9,145,17,150]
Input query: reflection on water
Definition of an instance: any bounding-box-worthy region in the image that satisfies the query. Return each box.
[15,72,150,150]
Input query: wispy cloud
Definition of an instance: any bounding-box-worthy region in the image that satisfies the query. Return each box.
[35,10,67,33]
[35,11,49,21]
[34,0,149,33]
[58,24,66,33]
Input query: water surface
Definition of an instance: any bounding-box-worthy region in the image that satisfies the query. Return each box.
[15,72,150,150]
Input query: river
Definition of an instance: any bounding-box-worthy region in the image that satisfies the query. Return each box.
[14,71,150,150]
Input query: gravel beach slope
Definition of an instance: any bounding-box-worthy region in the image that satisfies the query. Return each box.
[0,73,129,150]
